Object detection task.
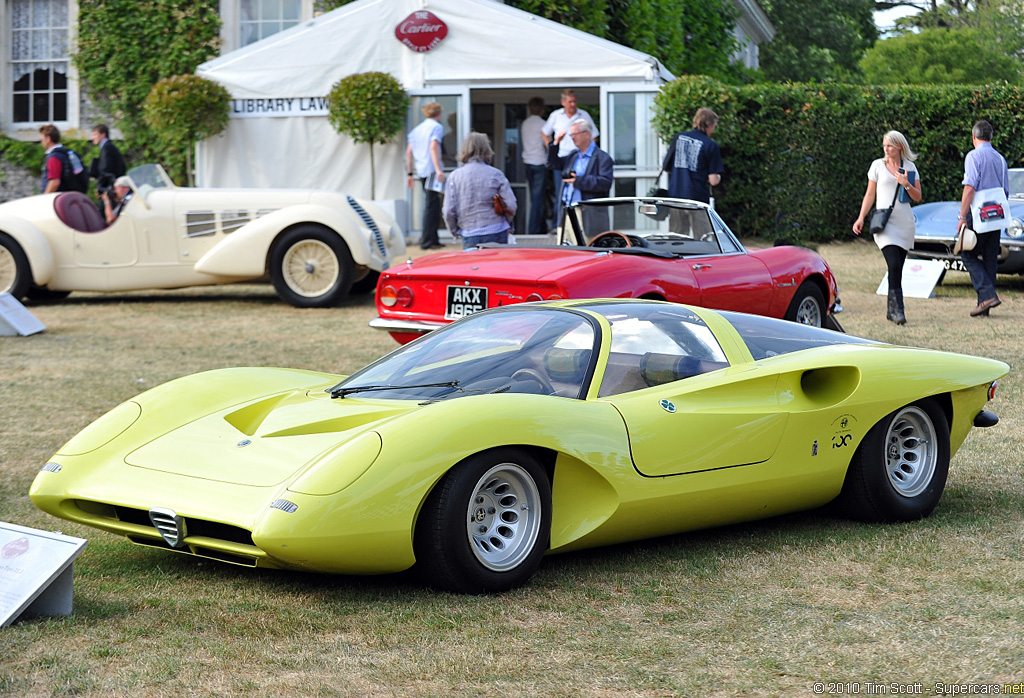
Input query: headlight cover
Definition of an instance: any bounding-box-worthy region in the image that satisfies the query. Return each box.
[56,401,142,456]
[288,431,383,496]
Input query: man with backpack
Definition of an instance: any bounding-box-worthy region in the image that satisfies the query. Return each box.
[39,124,89,194]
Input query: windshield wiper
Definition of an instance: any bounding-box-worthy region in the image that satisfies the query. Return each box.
[330,380,460,399]
[418,383,511,405]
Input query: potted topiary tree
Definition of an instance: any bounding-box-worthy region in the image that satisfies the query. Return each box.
[142,74,231,187]
[327,71,409,199]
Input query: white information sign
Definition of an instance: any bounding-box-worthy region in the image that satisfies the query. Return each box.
[875,259,947,299]
[0,293,45,336]
[0,521,88,626]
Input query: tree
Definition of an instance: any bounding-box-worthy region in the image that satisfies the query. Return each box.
[886,0,1024,58]
[758,0,878,82]
[75,0,222,162]
[142,75,231,186]
[326,72,409,199]
[860,27,1023,84]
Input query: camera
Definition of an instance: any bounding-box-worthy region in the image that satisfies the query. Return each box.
[96,174,114,194]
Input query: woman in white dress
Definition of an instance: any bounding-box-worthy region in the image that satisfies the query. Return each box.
[852,131,923,325]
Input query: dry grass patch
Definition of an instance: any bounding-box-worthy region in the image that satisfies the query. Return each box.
[2,241,1022,697]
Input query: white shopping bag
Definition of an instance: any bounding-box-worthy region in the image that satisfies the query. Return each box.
[970,186,1011,233]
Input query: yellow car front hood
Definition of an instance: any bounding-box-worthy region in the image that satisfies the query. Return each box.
[124,388,411,486]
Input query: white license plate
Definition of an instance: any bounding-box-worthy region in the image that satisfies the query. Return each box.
[446,285,488,319]
[944,259,968,272]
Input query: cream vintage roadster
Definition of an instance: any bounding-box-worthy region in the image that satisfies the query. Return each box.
[0,164,405,307]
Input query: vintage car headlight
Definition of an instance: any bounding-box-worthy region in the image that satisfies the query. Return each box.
[56,401,142,456]
[1006,217,1024,239]
[287,431,383,496]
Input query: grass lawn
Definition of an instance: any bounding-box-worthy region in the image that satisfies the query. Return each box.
[1,238,1021,697]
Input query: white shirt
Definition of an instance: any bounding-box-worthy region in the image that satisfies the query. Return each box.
[407,117,444,178]
[520,115,547,166]
[542,107,599,157]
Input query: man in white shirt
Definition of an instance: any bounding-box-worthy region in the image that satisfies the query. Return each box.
[406,102,446,249]
[520,97,548,236]
[542,89,599,224]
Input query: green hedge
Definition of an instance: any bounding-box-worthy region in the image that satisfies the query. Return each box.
[1,135,99,191]
[653,77,1024,242]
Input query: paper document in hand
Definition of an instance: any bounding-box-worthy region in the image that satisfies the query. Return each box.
[426,173,445,193]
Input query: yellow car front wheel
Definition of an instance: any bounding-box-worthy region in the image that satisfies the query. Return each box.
[415,448,551,594]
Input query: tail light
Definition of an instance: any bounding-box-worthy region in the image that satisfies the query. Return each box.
[379,285,398,307]
[396,286,414,307]
[525,292,564,302]
[989,381,998,401]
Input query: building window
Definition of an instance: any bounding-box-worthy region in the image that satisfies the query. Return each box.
[239,0,301,47]
[10,0,69,124]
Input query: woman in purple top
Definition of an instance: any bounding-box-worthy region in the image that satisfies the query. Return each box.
[443,132,517,249]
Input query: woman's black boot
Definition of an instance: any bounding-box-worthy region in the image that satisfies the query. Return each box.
[888,289,906,325]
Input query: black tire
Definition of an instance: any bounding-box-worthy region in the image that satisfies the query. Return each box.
[833,398,950,523]
[414,448,551,594]
[784,280,825,327]
[0,232,31,300]
[269,225,354,308]
[26,286,71,302]
[349,269,380,295]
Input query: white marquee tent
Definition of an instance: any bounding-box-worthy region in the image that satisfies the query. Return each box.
[195,0,673,207]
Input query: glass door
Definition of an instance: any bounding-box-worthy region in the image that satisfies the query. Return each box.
[603,88,662,199]
[406,91,467,236]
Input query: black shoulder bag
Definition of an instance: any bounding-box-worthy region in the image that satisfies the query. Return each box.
[867,162,902,235]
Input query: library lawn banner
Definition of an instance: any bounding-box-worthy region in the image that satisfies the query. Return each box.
[230,97,330,118]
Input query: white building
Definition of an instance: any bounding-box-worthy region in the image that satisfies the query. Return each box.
[195,0,773,233]
[1,0,773,226]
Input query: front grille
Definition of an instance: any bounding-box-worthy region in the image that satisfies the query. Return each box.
[109,504,255,546]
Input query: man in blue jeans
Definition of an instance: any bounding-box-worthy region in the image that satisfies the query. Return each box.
[521,97,548,236]
[957,119,1008,317]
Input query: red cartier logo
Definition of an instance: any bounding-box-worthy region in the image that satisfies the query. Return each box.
[2,537,30,559]
[395,11,448,53]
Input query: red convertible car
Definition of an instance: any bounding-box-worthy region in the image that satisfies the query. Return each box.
[371,197,842,344]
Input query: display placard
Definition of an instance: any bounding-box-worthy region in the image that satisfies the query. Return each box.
[875,260,946,299]
[0,521,88,626]
[0,293,45,336]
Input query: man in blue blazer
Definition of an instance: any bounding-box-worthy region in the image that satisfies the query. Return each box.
[547,118,614,236]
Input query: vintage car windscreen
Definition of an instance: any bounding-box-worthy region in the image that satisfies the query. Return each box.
[332,308,598,401]
[719,311,875,360]
[572,200,725,255]
[126,164,173,190]
[583,302,729,397]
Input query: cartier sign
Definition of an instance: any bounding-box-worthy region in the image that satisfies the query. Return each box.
[395,11,448,53]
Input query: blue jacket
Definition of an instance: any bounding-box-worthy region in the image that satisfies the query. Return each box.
[547,142,614,201]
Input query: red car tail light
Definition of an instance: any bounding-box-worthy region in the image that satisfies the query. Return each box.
[547,293,563,300]
[379,285,398,307]
[989,381,998,401]
[525,293,543,302]
[396,286,414,307]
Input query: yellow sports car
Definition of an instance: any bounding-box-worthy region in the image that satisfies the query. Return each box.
[30,300,1008,593]
[0,164,404,307]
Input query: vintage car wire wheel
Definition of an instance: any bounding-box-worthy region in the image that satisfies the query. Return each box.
[883,406,939,498]
[0,232,31,299]
[414,447,551,593]
[466,462,544,572]
[832,398,950,523]
[784,281,825,327]
[269,225,354,308]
